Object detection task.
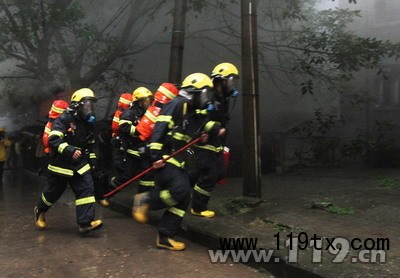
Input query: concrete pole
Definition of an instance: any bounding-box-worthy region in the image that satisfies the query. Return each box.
[241,0,262,198]
[168,0,187,84]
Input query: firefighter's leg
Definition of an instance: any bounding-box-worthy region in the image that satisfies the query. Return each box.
[191,150,218,218]
[69,171,103,234]
[132,164,177,222]
[110,148,127,188]
[137,158,155,193]
[35,173,68,229]
[156,165,191,251]
[112,153,139,187]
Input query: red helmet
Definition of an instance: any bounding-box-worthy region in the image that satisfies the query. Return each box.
[48,100,68,119]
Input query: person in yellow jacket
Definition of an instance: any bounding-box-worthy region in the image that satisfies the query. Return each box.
[0,128,12,186]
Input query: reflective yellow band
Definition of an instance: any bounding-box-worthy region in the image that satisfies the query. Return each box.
[139,180,155,187]
[89,153,96,159]
[194,184,211,196]
[158,85,177,100]
[49,130,64,138]
[58,142,69,154]
[168,132,191,143]
[205,121,218,132]
[51,105,66,114]
[77,164,91,175]
[156,115,172,122]
[119,97,131,105]
[183,102,187,116]
[41,193,52,206]
[130,125,136,136]
[119,119,132,125]
[88,139,95,144]
[144,110,157,123]
[160,190,178,207]
[150,142,163,150]
[48,164,74,176]
[163,155,185,168]
[196,109,208,115]
[75,196,96,206]
[168,207,185,217]
[127,149,140,157]
[44,127,51,134]
[195,144,223,153]
[113,116,120,123]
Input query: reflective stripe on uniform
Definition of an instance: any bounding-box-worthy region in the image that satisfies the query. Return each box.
[112,116,120,123]
[75,196,96,206]
[58,142,69,154]
[119,119,132,125]
[77,164,91,175]
[194,144,223,153]
[44,127,51,134]
[168,207,185,217]
[168,131,191,143]
[89,153,96,159]
[127,149,140,157]
[194,184,211,196]
[150,142,163,150]
[48,164,74,176]
[196,109,208,115]
[162,155,185,168]
[160,190,177,207]
[139,180,155,187]
[41,193,52,206]
[156,115,172,122]
[130,125,136,136]
[49,130,64,138]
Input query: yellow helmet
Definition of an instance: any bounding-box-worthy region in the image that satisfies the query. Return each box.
[71,88,96,102]
[132,87,152,99]
[211,63,239,78]
[181,73,213,90]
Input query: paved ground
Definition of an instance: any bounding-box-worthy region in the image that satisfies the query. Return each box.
[0,170,270,278]
[109,167,400,278]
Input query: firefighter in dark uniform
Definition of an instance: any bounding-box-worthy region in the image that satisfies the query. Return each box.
[190,63,240,218]
[110,87,155,193]
[132,73,220,251]
[34,88,103,234]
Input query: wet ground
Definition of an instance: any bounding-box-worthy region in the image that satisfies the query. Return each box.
[0,170,271,278]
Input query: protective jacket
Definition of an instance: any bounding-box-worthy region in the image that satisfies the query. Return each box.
[118,101,146,157]
[47,110,97,177]
[149,96,221,167]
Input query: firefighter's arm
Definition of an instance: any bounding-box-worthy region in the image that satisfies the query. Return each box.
[149,102,177,164]
[118,110,137,138]
[48,116,80,158]
[87,137,97,169]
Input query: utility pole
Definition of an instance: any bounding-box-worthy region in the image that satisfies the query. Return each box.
[168,0,187,84]
[241,0,261,198]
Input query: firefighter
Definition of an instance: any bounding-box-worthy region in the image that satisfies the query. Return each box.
[189,63,240,218]
[34,88,103,234]
[110,87,155,193]
[132,73,220,251]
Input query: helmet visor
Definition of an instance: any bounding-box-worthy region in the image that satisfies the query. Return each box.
[78,99,96,121]
[225,76,239,93]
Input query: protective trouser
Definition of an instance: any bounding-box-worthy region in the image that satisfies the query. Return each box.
[189,148,224,212]
[112,147,126,177]
[36,171,96,225]
[148,163,191,237]
[113,153,154,193]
